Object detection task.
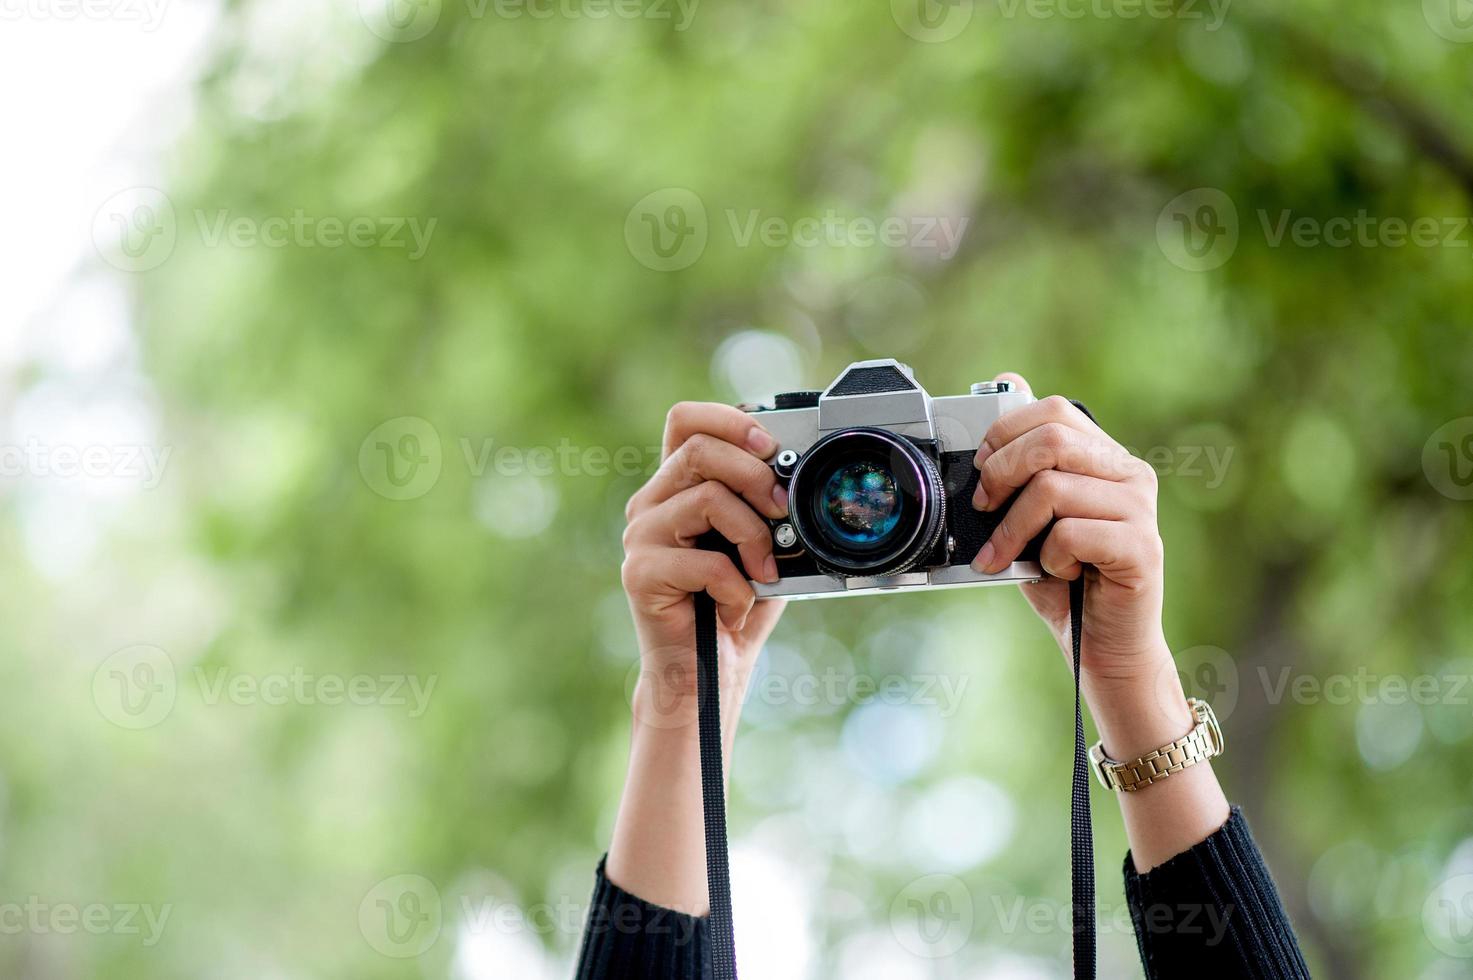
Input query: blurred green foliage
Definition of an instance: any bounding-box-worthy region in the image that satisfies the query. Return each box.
[4,0,1473,977]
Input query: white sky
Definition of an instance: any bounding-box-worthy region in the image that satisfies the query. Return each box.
[0,3,220,578]
[0,1,219,349]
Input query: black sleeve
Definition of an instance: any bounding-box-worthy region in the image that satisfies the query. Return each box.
[575,806,1309,979]
[1124,806,1311,979]
[574,857,709,980]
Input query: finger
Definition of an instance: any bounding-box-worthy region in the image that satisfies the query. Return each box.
[627,433,788,521]
[972,471,1143,573]
[975,422,1138,511]
[740,597,787,639]
[976,394,1106,468]
[993,371,1032,396]
[622,547,756,629]
[1037,517,1164,585]
[626,481,777,583]
[662,401,778,462]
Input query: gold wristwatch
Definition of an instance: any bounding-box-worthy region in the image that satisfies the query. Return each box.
[1090,698,1224,793]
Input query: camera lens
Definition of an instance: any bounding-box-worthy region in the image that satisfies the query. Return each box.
[817,461,902,549]
[787,427,944,577]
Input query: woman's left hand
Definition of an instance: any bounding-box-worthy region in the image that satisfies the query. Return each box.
[968,373,1172,692]
[968,373,1231,872]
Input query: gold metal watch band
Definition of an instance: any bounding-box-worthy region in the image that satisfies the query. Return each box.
[1089,698,1224,793]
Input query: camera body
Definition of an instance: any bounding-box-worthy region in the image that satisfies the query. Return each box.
[711,358,1050,600]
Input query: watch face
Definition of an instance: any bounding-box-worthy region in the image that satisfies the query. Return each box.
[1186,699,1221,750]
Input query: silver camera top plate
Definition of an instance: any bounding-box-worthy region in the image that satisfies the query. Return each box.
[751,358,1035,456]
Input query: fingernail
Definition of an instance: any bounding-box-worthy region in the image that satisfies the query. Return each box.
[771,484,789,515]
[975,442,994,467]
[973,542,996,572]
[762,555,779,583]
[972,484,989,510]
[747,427,777,457]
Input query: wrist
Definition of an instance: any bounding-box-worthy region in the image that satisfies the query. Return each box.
[1084,641,1194,761]
[630,670,747,745]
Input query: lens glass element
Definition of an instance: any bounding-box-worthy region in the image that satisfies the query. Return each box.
[787,426,943,577]
[817,460,902,548]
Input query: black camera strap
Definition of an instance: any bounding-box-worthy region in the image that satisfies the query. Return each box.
[693,577,1095,979]
[1068,574,1096,978]
[693,590,739,979]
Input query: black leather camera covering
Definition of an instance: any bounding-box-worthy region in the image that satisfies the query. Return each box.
[826,365,917,397]
[940,450,1046,565]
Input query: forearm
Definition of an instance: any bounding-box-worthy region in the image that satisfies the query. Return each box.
[605,677,742,915]
[1088,642,1308,976]
[1085,643,1230,872]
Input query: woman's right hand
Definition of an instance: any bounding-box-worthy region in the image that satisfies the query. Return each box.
[608,401,790,912]
[621,401,790,727]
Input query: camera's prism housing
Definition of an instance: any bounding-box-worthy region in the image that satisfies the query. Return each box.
[708,358,1050,601]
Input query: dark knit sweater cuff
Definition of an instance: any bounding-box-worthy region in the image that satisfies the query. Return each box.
[574,856,709,980]
[1123,806,1310,979]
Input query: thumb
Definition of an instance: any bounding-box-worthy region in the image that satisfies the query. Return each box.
[994,371,1032,395]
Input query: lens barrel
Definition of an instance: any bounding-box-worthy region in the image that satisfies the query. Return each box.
[786,427,944,577]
